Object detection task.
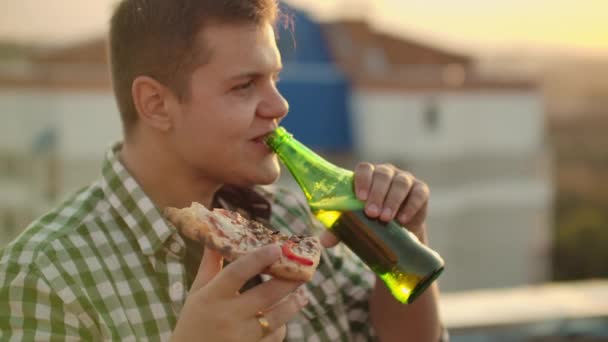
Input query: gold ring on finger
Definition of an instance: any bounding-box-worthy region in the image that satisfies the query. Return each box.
[256,311,271,337]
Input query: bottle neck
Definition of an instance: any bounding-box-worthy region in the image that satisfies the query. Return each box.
[267,127,364,211]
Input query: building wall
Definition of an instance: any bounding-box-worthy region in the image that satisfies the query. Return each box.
[0,89,121,244]
[0,89,121,159]
[352,89,545,162]
[426,158,553,291]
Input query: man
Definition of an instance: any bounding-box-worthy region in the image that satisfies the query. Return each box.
[0,0,446,341]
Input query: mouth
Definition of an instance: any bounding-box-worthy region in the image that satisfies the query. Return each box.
[252,135,269,144]
[250,131,275,153]
[251,130,275,145]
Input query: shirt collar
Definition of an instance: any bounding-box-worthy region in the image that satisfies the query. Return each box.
[100,142,175,256]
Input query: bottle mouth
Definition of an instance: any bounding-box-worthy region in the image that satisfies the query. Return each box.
[265,126,291,150]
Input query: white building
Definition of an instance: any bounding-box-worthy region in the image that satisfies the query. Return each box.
[324,20,553,291]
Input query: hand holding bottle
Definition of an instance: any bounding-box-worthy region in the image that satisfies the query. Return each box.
[266,127,444,304]
[320,163,430,248]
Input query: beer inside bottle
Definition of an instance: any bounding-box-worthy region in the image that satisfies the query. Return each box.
[266,127,444,304]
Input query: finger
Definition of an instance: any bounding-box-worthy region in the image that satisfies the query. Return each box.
[259,325,287,342]
[353,162,374,201]
[365,164,395,218]
[320,230,339,248]
[191,247,224,291]
[250,291,307,340]
[379,171,414,222]
[396,181,430,225]
[211,244,282,297]
[240,278,303,315]
[405,202,428,236]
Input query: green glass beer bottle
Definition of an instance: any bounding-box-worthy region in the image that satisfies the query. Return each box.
[266,127,444,304]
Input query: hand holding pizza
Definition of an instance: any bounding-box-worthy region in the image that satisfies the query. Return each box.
[171,244,309,341]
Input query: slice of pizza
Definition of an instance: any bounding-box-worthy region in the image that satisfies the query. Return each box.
[164,202,322,282]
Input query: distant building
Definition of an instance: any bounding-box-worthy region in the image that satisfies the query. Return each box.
[0,37,121,245]
[323,20,553,291]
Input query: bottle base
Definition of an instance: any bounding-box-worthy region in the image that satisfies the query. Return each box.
[406,266,444,304]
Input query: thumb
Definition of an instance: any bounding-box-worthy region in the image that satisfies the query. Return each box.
[191,247,224,291]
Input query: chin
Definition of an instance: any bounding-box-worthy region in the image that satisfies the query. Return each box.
[256,166,281,185]
[239,158,281,186]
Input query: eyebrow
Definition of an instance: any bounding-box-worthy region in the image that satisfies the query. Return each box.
[228,66,283,81]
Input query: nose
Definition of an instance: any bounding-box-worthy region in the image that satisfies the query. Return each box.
[257,86,289,120]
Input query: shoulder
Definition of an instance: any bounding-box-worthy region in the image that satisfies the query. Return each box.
[0,182,108,273]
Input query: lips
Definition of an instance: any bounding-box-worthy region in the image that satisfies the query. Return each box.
[251,129,275,144]
[252,134,267,142]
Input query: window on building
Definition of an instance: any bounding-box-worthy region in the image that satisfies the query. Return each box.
[423,97,440,133]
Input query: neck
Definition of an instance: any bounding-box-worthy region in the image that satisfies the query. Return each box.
[119,132,220,210]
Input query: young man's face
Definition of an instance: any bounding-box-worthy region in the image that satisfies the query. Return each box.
[168,22,288,187]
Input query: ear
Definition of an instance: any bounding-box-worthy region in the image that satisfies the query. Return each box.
[132,76,175,132]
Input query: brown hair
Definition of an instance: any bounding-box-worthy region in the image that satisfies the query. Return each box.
[109,0,279,135]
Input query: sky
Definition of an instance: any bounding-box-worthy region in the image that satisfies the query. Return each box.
[2,0,607,58]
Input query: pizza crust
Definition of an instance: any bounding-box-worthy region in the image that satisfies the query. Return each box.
[164,203,321,282]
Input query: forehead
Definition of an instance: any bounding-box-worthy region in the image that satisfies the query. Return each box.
[197,22,281,75]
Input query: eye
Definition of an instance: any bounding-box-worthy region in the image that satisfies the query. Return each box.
[233,80,255,92]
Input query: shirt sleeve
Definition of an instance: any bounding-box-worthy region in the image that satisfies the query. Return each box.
[0,261,96,341]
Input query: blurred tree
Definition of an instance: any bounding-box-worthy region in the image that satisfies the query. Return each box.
[553,198,608,280]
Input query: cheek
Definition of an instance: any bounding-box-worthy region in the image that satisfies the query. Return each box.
[173,95,258,157]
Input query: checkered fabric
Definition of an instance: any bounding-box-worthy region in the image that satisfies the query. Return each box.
[0,143,380,341]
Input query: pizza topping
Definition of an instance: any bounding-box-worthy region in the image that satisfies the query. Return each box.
[281,241,314,266]
[247,237,258,246]
[165,203,322,281]
[207,216,227,238]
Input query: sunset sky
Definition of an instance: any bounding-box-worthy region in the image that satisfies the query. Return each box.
[2,0,607,57]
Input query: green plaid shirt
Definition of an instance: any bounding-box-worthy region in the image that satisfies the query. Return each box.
[0,143,378,341]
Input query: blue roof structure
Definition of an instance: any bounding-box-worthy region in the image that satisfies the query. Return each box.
[275,3,352,151]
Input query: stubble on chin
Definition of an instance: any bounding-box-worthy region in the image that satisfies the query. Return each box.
[256,157,282,185]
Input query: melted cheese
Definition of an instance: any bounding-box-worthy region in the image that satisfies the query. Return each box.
[211,211,246,240]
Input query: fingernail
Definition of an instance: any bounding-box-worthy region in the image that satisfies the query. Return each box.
[367,204,379,216]
[358,190,368,200]
[399,214,408,223]
[381,208,392,221]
